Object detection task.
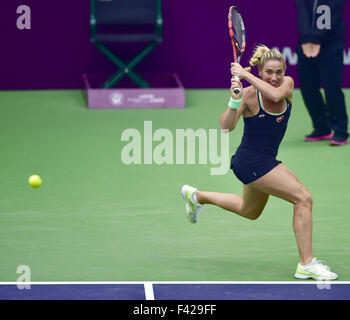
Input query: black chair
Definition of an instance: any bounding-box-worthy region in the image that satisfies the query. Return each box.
[90,0,163,88]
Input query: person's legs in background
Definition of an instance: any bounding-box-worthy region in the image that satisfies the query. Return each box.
[297,45,332,141]
[319,40,349,145]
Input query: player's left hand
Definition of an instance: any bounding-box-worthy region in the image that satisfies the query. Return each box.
[231,62,246,79]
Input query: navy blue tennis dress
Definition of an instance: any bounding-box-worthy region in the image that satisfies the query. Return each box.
[230,90,292,184]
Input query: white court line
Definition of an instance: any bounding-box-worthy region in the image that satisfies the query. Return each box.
[144,282,155,300]
[1,281,350,285]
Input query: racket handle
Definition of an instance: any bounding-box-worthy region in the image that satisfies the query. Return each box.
[233,76,241,94]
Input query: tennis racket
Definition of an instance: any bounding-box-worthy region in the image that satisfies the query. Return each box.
[228,6,246,94]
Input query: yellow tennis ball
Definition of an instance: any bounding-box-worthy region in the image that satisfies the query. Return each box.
[29,175,42,188]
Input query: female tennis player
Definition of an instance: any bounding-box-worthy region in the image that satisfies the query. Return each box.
[181,45,338,280]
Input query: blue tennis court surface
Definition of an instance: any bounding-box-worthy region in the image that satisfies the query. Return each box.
[153,283,350,300]
[0,282,349,300]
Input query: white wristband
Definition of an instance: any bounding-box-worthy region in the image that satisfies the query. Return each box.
[228,97,242,110]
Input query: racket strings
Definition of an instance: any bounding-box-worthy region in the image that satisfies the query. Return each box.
[231,15,243,53]
[228,7,245,56]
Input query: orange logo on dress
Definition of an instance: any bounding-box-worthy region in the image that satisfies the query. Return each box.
[276,115,284,122]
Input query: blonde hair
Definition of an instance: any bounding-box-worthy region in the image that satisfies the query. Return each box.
[244,45,286,72]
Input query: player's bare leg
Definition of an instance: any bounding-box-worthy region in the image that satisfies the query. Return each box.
[196,184,269,220]
[250,163,313,265]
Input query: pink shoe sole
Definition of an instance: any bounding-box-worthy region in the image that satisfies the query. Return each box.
[330,139,348,146]
[304,133,334,142]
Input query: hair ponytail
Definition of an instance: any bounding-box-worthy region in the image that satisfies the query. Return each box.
[244,44,286,73]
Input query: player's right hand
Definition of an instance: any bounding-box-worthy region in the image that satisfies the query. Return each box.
[230,76,243,100]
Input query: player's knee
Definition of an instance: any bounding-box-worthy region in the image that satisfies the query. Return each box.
[247,213,261,220]
[303,190,313,207]
[244,208,263,220]
[295,189,313,208]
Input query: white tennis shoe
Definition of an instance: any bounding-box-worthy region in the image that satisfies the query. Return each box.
[181,185,202,223]
[295,258,338,280]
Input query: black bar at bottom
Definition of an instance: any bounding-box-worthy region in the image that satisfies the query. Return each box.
[0,300,349,318]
